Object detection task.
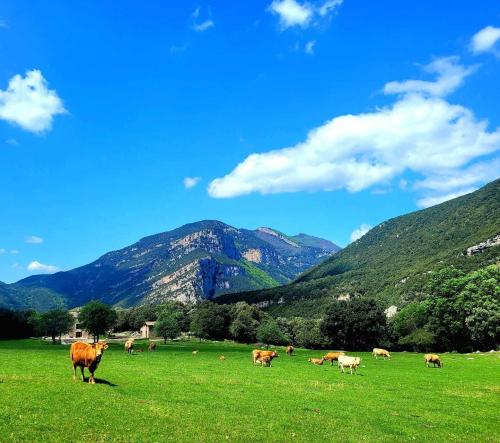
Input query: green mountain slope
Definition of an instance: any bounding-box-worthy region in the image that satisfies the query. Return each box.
[217,179,500,317]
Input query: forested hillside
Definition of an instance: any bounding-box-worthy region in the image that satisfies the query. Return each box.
[217,179,500,317]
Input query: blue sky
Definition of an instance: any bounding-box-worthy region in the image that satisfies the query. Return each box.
[1,0,499,283]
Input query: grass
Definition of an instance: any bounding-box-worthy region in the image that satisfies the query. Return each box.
[0,339,499,442]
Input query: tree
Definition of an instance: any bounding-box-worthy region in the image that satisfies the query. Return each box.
[38,309,74,344]
[230,310,259,343]
[256,320,289,347]
[321,298,387,350]
[155,312,181,344]
[190,302,229,341]
[78,301,117,342]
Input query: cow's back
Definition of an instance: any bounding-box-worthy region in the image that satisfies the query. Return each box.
[71,342,93,365]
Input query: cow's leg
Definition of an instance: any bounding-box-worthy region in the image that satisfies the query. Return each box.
[80,366,85,382]
[89,370,95,384]
[73,364,77,381]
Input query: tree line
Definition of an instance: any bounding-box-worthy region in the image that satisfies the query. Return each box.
[1,264,497,351]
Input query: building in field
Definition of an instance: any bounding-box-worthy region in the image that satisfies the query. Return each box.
[64,310,90,340]
[140,321,156,339]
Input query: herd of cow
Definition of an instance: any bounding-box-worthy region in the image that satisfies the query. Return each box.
[69,340,443,384]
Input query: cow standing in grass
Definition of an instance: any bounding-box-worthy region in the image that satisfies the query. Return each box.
[70,341,108,384]
[252,350,278,365]
[286,345,294,356]
[323,352,345,366]
[372,348,391,360]
[148,341,156,352]
[338,355,361,375]
[125,339,134,354]
[424,354,442,368]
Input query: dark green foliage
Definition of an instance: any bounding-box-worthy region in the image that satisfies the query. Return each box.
[229,303,260,343]
[0,309,38,339]
[277,317,329,349]
[321,298,387,350]
[219,179,500,317]
[78,300,118,342]
[392,264,499,352]
[37,309,74,344]
[190,302,230,341]
[256,320,289,346]
[155,312,181,344]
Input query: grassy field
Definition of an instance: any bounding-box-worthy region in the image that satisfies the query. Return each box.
[0,339,499,442]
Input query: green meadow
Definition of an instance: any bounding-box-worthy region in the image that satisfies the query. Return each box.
[0,340,498,442]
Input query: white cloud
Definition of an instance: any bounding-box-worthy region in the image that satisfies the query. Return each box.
[10,249,19,255]
[5,138,18,145]
[192,7,214,32]
[27,260,60,274]
[208,57,500,206]
[0,248,5,254]
[383,56,476,97]
[268,0,342,30]
[25,235,43,244]
[183,176,201,189]
[305,40,316,55]
[268,0,313,29]
[470,25,500,55]
[350,224,371,242]
[0,70,66,133]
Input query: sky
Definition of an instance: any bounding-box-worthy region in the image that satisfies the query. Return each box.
[1,0,499,283]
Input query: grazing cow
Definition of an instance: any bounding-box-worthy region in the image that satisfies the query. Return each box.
[338,355,361,375]
[323,351,345,366]
[219,355,226,361]
[372,348,391,360]
[70,341,108,384]
[148,341,156,352]
[286,345,294,356]
[124,339,134,354]
[256,355,272,367]
[192,350,199,355]
[308,357,325,366]
[252,350,278,365]
[424,354,442,368]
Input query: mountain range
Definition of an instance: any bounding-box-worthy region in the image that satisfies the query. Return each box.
[217,178,500,317]
[0,221,340,311]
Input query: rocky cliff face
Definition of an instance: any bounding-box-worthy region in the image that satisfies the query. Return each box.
[11,220,340,309]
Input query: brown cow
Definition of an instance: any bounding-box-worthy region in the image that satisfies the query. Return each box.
[70,341,108,384]
[192,350,199,355]
[286,345,294,356]
[148,341,157,352]
[252,349,278,365]
[124,339,134,354]
[323,351,345,366]
[308,357,325,366]
[219,355,226,361]
[424,354,442,368]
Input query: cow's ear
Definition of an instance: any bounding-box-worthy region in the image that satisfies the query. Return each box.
[104,343,109,349]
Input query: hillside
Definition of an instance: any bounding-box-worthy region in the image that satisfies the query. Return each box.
[217,179,500,317]
[3,221,339,310]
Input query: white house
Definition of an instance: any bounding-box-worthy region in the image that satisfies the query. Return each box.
[140,321,156,339]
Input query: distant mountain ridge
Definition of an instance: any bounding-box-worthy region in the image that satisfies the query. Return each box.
[216,179,500,317]
[1,221,340,311]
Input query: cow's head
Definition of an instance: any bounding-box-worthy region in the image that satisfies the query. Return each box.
[92,342,109,359]
[272,351,278,358]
